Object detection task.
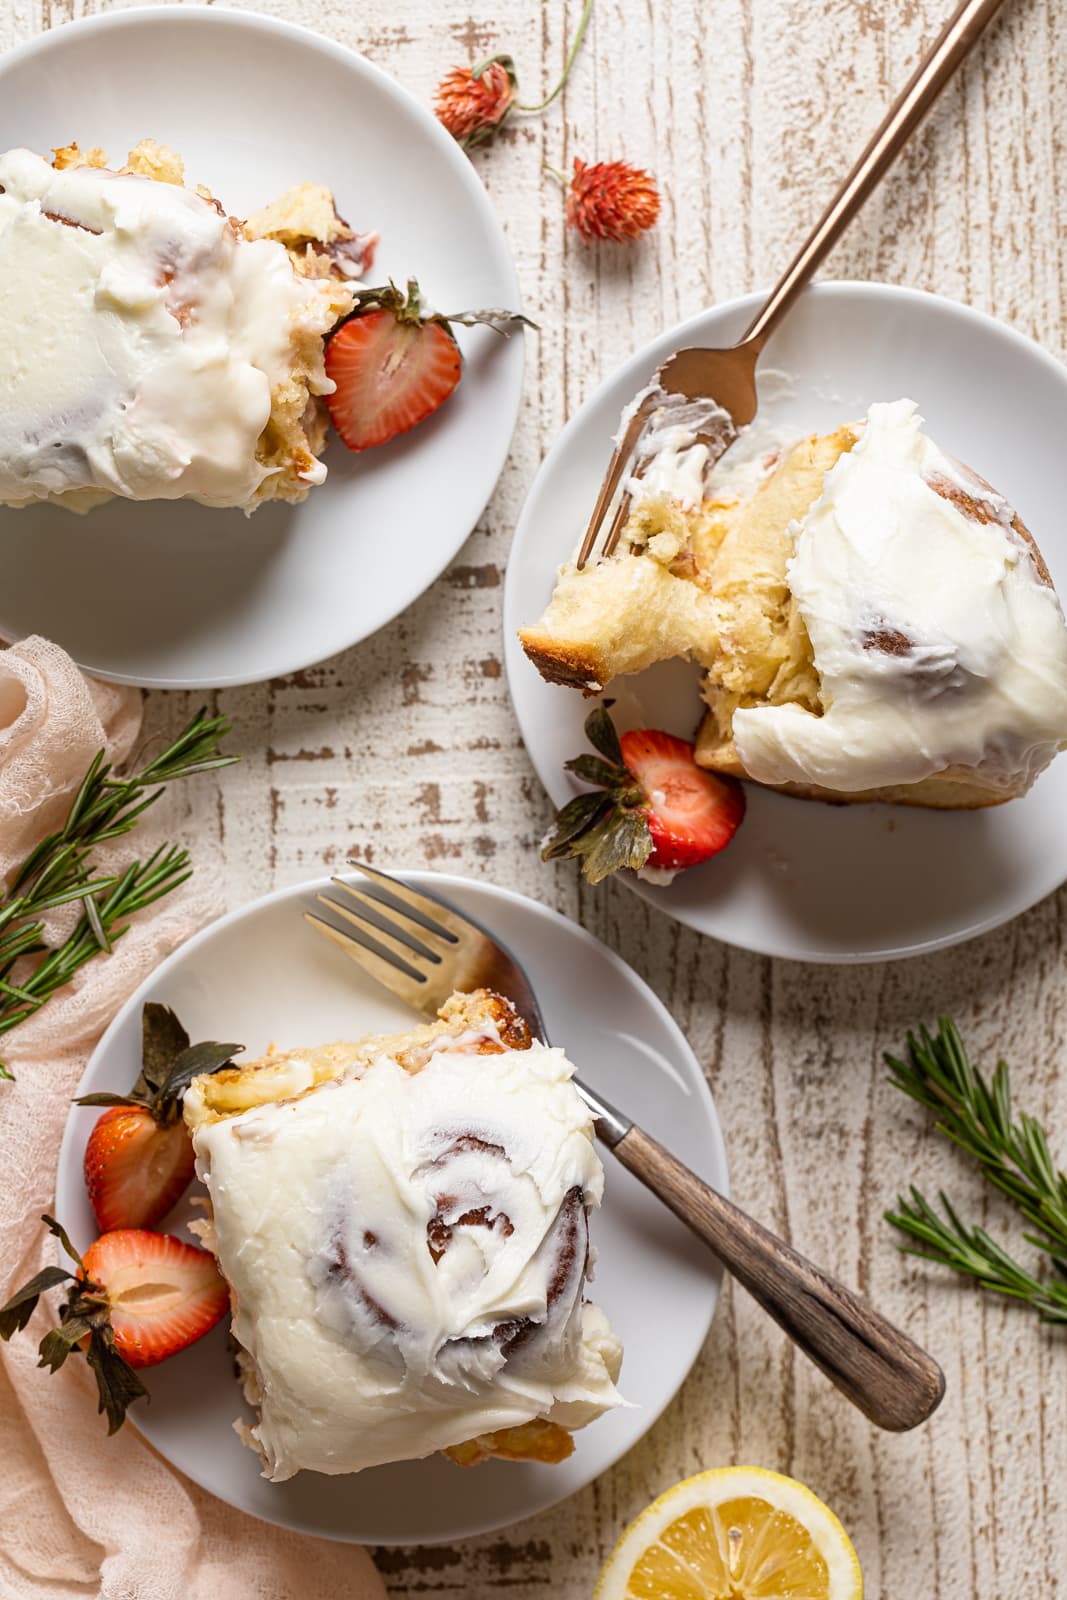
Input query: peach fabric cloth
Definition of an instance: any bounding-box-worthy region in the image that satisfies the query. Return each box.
[0,639,385,1600]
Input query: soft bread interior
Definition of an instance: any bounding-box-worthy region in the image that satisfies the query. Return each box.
[184,988,530,1129]
[695,426,854,750]
[519,426,854,696]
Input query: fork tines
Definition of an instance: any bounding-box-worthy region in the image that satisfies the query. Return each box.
[576,392,659,569]
[303,861,466,1013]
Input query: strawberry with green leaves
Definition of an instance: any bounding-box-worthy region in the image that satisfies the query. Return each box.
[0,1216,228,1433]
[325,278,531,451]
[77,1003,241,1231]
[542,703,746,883]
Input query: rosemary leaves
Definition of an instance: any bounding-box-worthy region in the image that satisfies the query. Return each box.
[0,710,237,1077]
[885,1018,1067,1323]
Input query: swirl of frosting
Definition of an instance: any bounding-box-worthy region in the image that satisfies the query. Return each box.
[192,1030,623,1480]
[732,400,1067,793]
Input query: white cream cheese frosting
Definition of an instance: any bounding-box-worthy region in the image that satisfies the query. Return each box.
[732,399,1067,793]
[0,148,342,511]
[620,375,792,518]
[191,1035,623,1479]
[619,387,736,511]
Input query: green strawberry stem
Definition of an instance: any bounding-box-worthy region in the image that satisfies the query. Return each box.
[336,279,534,339]
[75,1002,242,1126]
[0,1215,147,1435]
[541,702,653,884]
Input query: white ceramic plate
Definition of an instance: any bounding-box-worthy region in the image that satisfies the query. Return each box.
[0,8,523,688]
[56,873,726,1545]
[504,282,1067,963]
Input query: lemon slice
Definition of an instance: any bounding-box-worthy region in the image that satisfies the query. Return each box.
[594,1466,863,1600]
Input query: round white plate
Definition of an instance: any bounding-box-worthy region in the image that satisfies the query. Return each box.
[56,873,726,1545]
[504,281,1067,963]
[0,8,523,688]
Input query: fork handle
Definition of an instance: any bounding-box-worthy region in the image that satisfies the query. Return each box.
[611,1123,945,1432]
[743,0,1010,349]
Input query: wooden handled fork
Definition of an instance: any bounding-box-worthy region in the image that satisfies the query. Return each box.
[305,861,945,1433]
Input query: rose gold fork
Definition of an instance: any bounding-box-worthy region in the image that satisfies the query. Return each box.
[305,860,945,1433]
[577,0,1011,569]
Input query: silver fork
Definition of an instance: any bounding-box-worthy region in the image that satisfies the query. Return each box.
[305,861,944,1433]
[576,0,1009,568]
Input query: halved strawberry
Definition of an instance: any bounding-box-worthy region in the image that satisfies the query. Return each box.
[542,703,746,883]
[620,728,745,871]
[83,1108,195,1233]
[326,308,460,450]
[324,278,530,452]
[77,1003,241,1231]
[0,1215,228,1434]
[81,1230,228,1369]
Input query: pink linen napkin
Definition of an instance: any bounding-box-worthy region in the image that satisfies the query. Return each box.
[0,638,385,1600]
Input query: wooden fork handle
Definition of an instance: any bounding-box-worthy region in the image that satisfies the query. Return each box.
[612,1124,945,1432]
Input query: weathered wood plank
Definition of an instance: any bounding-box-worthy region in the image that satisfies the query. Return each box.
[4,0,1067,1591]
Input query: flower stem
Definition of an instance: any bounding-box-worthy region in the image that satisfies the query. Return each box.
[517,0,595,112]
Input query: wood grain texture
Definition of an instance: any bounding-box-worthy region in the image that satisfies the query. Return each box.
[612,1123,946,1433]
[4,0,1067,1592]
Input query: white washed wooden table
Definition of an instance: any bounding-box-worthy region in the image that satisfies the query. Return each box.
[7,0,1067,1592]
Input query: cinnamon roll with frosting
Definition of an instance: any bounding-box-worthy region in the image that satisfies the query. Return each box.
[520,398,1067,807]
[0,140,357,513]
[184,990,623,1479]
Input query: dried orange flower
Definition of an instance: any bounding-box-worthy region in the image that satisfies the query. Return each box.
[434,0,594,153]
[433,57,517,148]
[564,158,661,243]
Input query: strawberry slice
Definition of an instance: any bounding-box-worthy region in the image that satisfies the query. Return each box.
[326,309,460,450]
[0,1215,228,1435]
[81,1230,228,1369]
[77,1003,241,1231]
[84,1108,195,1234]
[324,278,530,452]
[542,703,745,883]
[620,728,745,871]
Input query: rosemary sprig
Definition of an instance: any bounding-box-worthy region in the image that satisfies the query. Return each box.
[886,1186,1067,1324]
[0,710,237,1078]
[885,1018,1067,1321]
[886,1018,1067,1268]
